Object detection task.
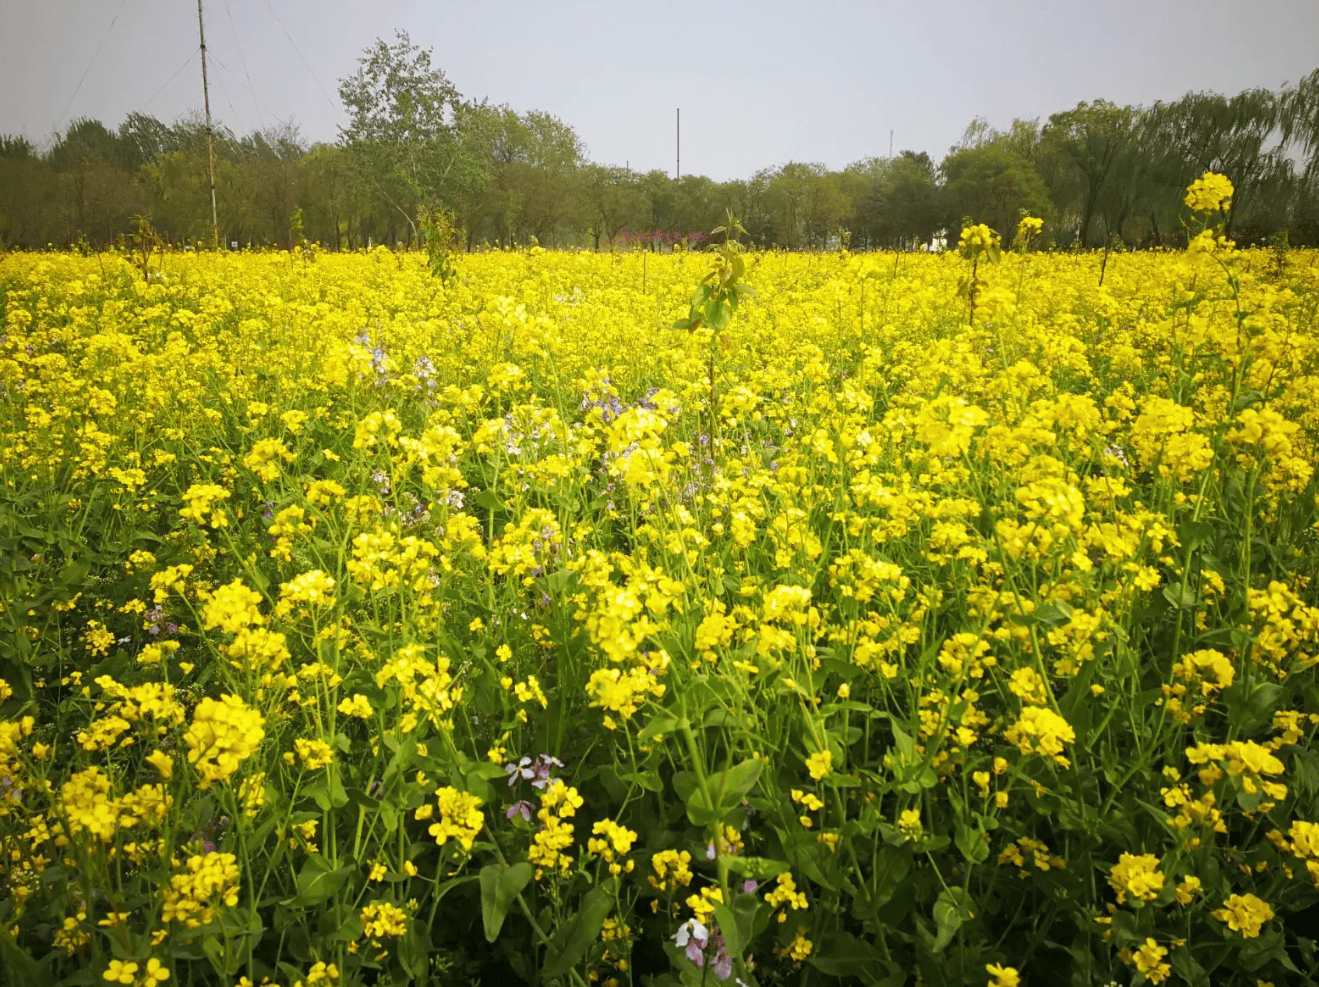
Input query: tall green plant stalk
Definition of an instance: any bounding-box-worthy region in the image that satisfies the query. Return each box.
[673,210,756,452]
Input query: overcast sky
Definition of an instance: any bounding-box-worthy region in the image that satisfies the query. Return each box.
[1,0,1316,181]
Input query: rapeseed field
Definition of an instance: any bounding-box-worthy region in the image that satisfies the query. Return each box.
[3,180,1319,987]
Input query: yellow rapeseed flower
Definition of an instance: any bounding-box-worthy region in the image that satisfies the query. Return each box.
[1213,893,1274,938]
[1184,171,1233,214]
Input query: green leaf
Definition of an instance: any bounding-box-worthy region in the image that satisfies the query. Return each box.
[306,768,349,810]
[823,771,860,788]
[287,855,352,907]
[1292,747,1319,801]
[398,920,431,980]
[467,763,510,782]
[56,552,91,582]
[1232,389,1264,412]
[1056,659,1098,745]
[683,784,715,826]
[807,932,893,981]
[1034,600,1074,626]
[705,299,729,331]
[791,838,841,892]
[0,924,48,986]
[723,856,791,881]
[637,713,680,743]
[595,763,627,802]
[544,568,572,592]
[955,822,989,864]
[543,887,613,979]
[713,901,742,958]
[325,914,364,943]
[464,760,508,802]
[203,935,238,978]
[480,862,532,942]
[1162,582,1198,610]
[1220,680,1284,736]
[732,891,764,947]
[711,892,764,963]
[702,709,741,728]
[671,770,699,804]
[1169,945,1210,987]
[713,758,763,806]
[1177,519,1214,549]
[621,770,663,792]
[898,765,939,794]
[473,489,504,512]
[890,723,916,760]
[931,886,975,953]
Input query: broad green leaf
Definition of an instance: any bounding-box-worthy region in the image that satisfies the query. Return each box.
[288,855,352,907]
[807,932,892,980]
[480,862,532,942]
[732,892,764,948]
[1170,945,1210,987]
[637,712,681,743]
[955,822,989,864]
[1033,600,1074,626]
[713,758,763,806]
[0,924,47,986]
[931,886,975,953]
[890,723,916,760]
[1232,388,1264,412]
[621,770,663,792]
[898,765,939,794]
[202,935,239,978]
[398,921,431,980]
[1161,581,1197,610]
[467,762,511,781]
[1177,519,1214,548]
[683,784,715,826]
[723,856,791,880]
[542,887,613,978]
[306,768,348,811]
[713,901,742,958]
[671,770,699,803]
[1221,680,1284,736]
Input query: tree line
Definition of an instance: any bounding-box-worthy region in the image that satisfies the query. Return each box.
[4,32,1319,252]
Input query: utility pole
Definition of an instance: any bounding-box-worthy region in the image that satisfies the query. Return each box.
[197,0,219,249]
[890,129,894,158]
[676,108,680,180]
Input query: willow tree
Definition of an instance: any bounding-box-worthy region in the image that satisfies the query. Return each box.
[1042,100,1137,247]
[337,30,486,242]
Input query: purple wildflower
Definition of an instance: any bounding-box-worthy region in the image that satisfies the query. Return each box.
[506,800,534,822]
[505,757,535,787]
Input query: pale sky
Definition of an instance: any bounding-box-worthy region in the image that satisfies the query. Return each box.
[1,0,1316,181]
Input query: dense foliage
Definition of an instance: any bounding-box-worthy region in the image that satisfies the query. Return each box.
[3,179,1319,987]
[3,34,1319,251]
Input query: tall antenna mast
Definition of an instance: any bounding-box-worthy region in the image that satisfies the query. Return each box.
[676,108,680,180]
[890,129,894,158]
[197,0,219,249]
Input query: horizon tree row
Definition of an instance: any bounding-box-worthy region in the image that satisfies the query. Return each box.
[3,32,1319,251]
